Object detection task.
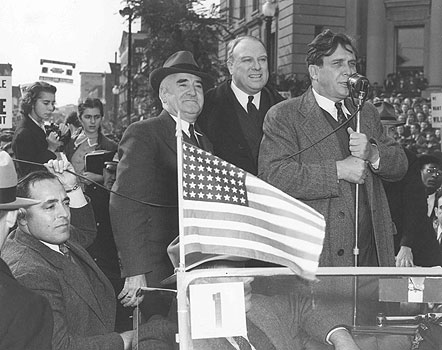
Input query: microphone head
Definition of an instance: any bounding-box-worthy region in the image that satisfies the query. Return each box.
[347,73,370,96]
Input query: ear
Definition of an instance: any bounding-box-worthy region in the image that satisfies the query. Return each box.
[17,208,27,226]
[308,65,319,81]
[5,210,18,229]
[227,59,234,75]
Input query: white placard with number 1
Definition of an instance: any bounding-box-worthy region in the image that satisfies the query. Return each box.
[189,282,247,339]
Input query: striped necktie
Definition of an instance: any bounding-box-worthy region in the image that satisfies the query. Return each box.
[189,124,200,147]
[233,336,252,350]
[335,102,347,124]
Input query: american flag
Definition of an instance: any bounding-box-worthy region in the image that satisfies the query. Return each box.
[180,141,325,280]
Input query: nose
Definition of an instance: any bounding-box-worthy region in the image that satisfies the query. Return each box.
[90,117,96,124]
[187,84,197,96]
[57,203,69,219]
[251,59,262,71]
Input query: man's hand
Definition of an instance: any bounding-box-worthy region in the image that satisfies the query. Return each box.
[329,329,361,350]
[118,274,146,307]
[119,330,135,350]
[44,159,78,190]
[348,127,379,164]
[395,246,414,267]
[336,156,369,184]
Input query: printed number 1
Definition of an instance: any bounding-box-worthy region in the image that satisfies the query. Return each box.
[212,292,222,328]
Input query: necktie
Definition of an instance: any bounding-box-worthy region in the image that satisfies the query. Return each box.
[59,243,71,260]
[233,336,253,350]
[247,96,258,120]
[335,102,347,124]
[188,124,200,147]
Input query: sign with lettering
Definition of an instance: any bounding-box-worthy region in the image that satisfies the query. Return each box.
[39,59,75,84]
[189,282,247,339]
[0,76,12,128]
[431,93,442,128]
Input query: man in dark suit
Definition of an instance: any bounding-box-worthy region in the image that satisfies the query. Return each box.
[377,101,442,267]
[1,160,135,350]
[0,150,53,350]
[198,35,284,176]
[419,153,442,222]
[110,51,213,317]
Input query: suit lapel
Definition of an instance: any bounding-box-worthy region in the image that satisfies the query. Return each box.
[15,229,109,328]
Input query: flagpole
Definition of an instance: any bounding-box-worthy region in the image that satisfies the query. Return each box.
[175,111,190,350]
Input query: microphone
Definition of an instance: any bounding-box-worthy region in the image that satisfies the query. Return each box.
[347,73,370,98]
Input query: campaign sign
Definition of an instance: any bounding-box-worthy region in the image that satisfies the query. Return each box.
[0,76,12,128]
[431,93,442,128]
[189,281,247,339]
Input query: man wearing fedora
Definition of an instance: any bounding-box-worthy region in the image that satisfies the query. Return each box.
[377,101,442,267]
[0,150,54,350]
[110,50,213,318]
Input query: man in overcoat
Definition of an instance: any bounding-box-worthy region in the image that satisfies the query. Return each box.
[109,51,213,317]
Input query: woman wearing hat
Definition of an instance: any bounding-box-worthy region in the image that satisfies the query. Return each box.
[0,150,53,350]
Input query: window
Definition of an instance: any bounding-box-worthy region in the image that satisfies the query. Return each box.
[239,0,245,19]
[252,0,259,12]
[396,26,424,75]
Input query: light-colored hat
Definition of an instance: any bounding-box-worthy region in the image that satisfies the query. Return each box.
[161,236,247,285]
[149,51,212,93]
[374,101,404,126]
[0,151,39,210]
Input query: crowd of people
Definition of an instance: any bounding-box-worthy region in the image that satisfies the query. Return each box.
[1,28,442,350]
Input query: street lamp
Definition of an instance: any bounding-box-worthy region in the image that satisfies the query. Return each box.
[262,0,278,75]
[120,6,135,124]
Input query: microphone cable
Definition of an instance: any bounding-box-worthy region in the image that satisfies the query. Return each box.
[13,158,177,208]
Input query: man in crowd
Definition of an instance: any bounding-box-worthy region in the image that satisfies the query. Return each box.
[1,159,135,350]
[198,35,284,175]
[432,191,442,252]
[259,29,407,269]
[0,150,53,350]
[110,51,213,318]
[377,101,442,267]
[419,153,442,221]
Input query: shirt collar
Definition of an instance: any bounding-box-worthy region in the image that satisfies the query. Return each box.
[230,80,261,112]
[40,240,63,254]
[29,115,45,130]
[312,88,350,121]
[169,114,201,137]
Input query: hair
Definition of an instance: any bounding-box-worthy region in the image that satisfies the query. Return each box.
[65,111,81,128]
[78,98,104,118]
[20,81,57,116]
[419,154,442,169]
[306,29,357,67]
[226,35,266,65]
[17,170,58,200]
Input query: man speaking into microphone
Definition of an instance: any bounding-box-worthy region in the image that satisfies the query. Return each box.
[259,29,407,270]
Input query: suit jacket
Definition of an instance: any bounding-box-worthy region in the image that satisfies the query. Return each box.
[12,115,57,177]
[198,80,284,175]
[1,204,120,350]
[383,148,442,266]
[0,258,53,350]
[110,111,213,284]
[258,87,408,268]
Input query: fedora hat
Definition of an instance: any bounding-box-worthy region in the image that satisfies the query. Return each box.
[374,101,404,126]
[149,51,212,93]
[0,151,39,210]
[161,236,247,285]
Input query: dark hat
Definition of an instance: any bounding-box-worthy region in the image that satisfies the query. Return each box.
[149,51,212,93]
[374,101,404,126]
[161,236,247,285]
[0,151,39,210]
[419,152,442,167]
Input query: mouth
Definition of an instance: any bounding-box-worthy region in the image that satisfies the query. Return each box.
[249,74,262,79]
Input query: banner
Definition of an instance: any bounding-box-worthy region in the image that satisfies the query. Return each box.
[0,76,12,129]
[39,59,75,84]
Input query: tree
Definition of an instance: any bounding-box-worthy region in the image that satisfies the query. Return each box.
[123,0,226,118]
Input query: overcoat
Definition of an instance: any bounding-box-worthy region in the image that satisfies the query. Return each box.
[110,110,213,285]
[258,87,408,267]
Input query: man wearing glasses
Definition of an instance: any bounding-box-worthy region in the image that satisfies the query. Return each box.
[419,153,442,220]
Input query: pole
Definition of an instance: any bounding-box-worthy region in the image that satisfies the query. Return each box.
[265,16,272,74]
[113,52,119,123]
[127,12,132,125]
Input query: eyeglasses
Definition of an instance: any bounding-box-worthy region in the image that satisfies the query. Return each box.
[426,167,442,177]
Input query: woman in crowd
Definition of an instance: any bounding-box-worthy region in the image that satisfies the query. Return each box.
[12,81,69,177]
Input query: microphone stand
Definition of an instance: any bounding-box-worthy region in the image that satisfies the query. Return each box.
[352,89,367,328]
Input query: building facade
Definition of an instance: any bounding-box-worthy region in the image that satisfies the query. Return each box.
[220,0,442,95]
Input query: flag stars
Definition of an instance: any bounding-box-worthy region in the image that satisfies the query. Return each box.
[198,192,205,199]
[198,183,204,190]
[215,194,222,200]
[190,191,196,198]
[207,175,213,181]
[240,197,246,204]
[189,164,196,171]
[230,178,236,185]
[206,193,213,199]
[197,157,203,163]
[189,173,196,180]
[189,155,195,162]
[224,194,230,201]
[216,184,222,191]
[224,185,230,192]
[189,182,196,189]
[229,169,236,177]
[206,166,212,173]
[198,165,205,172]
[221,169,227,175]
